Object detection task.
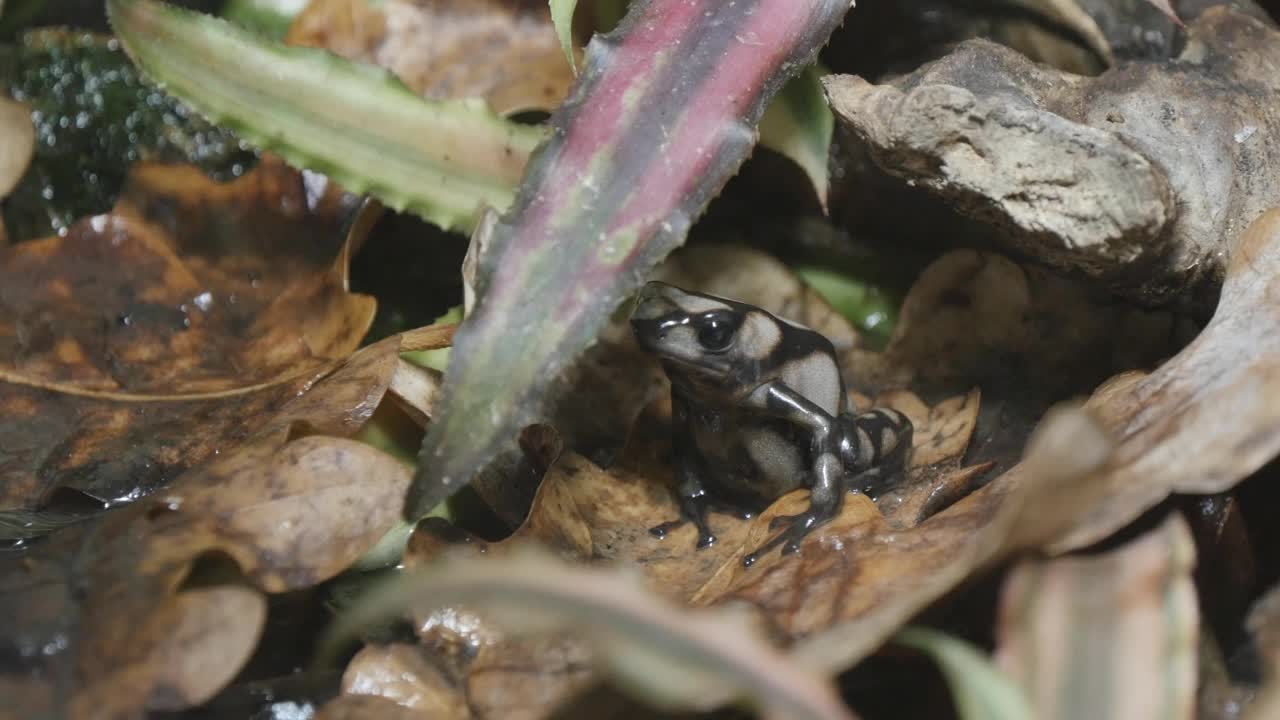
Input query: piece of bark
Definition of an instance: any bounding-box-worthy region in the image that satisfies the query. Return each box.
[826,6,1280,310]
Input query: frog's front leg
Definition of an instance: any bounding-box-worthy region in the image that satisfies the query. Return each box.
[648,395,750,548]
[741,382,846,567]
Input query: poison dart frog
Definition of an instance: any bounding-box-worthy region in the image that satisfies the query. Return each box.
[630,281,913,567]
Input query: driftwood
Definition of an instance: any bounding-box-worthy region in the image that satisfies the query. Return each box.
[826,5,1280,310]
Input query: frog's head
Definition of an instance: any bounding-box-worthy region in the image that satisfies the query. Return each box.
[630,281,783,389]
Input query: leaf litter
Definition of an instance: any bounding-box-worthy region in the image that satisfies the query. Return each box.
[6,1,1280,719]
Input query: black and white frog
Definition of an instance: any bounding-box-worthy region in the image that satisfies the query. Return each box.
[630,281,913,567]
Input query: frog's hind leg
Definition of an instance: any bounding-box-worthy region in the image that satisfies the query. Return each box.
[839,408,914,497]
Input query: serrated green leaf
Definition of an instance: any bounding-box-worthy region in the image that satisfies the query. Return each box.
[107,0,547,233]
[759,63,833,207]
[896,627,1036,720]
[550,0,577,74]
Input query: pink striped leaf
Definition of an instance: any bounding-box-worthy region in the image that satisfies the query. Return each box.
[406,0,854,518]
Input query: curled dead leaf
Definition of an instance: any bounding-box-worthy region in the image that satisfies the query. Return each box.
[1041,209,1280,552]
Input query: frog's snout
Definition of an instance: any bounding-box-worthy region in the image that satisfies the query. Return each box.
[631,281,680,322]
[631,281,681,347]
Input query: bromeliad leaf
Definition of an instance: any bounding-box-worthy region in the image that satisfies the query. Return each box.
[406,0,855,521]
[106,0,546,233]
[551,0,834,204]
[759,64,834,207]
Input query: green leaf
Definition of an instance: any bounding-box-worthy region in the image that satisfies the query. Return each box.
[896,627,1036,720]
[549,0,577,74]
[794,264,898,348]
[759,64,834,207]
[107,0,547,233]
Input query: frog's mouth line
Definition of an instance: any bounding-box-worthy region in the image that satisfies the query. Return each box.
[659,353,733,378]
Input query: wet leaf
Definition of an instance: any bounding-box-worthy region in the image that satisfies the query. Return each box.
[896,627,1034,720]
[286,0,576,116]
[325,547,857,720]
[995,513,1198,720]
[406,0,856,521]
[108,0,546,232]
[0,160,382,514]
[0,433,413,718]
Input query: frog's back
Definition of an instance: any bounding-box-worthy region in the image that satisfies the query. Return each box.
[767,317,846,417]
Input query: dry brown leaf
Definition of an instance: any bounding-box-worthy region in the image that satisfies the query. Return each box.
[994,513,1198,720]
[0,433,413,719]
[789,402,1115,674]
[849,247,1190,477]
[316,694,436,720]
[286,0,574,115]
[1041,209,1280,552]
[0,160,380,512]
[341,644,470,719]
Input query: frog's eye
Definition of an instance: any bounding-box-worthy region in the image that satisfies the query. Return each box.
[696,312,738,351]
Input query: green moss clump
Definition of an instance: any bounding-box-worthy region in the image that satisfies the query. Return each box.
[3,30,258,241]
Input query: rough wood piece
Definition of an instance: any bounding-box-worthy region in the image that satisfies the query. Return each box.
[826,7,1280,308]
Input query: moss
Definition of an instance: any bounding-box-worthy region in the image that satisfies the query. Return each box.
[3,30,257,241]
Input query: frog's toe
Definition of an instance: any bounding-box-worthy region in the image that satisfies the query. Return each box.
[648,518,685,539]
[648,516,718,550]
[744,509,836,567]
[768,512,802,531]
